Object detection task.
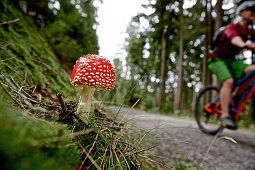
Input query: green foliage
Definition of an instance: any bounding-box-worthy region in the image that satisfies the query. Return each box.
[8,0,99,70]
[0,102,80,170]
[43,0,99,69]
[126,23,145,67]
[43,19,84,67]
[0,0,75,101]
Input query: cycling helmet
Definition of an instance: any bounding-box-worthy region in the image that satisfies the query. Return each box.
[236,0,255,15]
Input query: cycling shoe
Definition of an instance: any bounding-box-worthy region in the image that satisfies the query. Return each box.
[219,115,237,130]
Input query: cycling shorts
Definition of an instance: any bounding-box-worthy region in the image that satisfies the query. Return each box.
[208,58,248,83]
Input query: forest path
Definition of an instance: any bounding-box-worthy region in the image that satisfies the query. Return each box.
[109,106,255,170]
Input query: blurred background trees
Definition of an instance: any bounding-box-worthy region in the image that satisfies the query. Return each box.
[105,0,246,115]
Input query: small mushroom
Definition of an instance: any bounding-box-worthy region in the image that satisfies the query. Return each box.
[70,54,116,115]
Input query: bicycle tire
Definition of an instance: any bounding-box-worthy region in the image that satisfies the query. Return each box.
[195,86,223,135]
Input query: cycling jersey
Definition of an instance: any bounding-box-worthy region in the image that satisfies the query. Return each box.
[210,22,255,59]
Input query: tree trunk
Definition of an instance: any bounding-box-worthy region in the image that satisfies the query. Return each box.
[203,0,212,89]
[174,0,184,111]
[215,0,223,30]
[192,64,200,112]
[212,0,223,87]
[159,26,168,110]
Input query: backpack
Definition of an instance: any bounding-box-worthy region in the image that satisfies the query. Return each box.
[211,26,225,51]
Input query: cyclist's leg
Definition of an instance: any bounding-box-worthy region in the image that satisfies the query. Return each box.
[219,79,237,128]
[220,78,234,117]
[208,58,237,128]
[244,65,255,75]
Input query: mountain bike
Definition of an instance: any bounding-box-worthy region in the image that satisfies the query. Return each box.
[194,70,255,135]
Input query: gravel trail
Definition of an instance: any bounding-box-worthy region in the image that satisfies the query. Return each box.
[109,106,255,170]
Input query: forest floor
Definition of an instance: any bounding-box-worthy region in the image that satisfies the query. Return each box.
[109,106,255,170]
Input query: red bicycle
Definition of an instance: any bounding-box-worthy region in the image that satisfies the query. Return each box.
[195,70,255,135]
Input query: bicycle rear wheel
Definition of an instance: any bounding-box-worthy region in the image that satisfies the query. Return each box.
[195,86,223,135]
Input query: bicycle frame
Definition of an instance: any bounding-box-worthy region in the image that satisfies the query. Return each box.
[204,70,255,120]
[232,69,255,120]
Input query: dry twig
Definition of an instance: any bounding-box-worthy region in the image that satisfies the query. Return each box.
[134,145,157,155]
[79,133,99,170]
[0,78,26,110]
[0,18,19,26]
[199,126,225,169]
[118,98,140,125]
[76,139,102,170]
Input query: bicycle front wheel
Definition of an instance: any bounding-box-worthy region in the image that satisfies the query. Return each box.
[195,86,222,135]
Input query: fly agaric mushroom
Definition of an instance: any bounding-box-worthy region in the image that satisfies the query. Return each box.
[70,54,115,115]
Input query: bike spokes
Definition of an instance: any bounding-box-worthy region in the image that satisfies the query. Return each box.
[195,86,222,135]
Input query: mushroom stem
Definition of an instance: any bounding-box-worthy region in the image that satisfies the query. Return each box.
[77,86,95,115]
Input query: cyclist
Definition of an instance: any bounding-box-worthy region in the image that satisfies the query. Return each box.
[208,0,255,129]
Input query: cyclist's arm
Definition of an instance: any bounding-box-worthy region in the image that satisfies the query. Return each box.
[224,24,255,49]
[231,36,246,48]
[231,36,255,49]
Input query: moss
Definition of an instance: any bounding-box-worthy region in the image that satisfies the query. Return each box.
[0,4,73,98]
[0,102,80,170]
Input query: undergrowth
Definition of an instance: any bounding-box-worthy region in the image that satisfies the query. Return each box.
[0,102,80,170]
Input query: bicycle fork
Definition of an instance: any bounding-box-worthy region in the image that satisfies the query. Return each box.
[203,96,222,123]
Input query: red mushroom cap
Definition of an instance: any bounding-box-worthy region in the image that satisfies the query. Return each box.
[70,54,116,90]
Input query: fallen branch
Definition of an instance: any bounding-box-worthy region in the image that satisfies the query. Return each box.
[0,78,26,110]
[6,79,43,107]
[8,76,55,108]
[57,93,66,110]
[0,42,10,50]
[11,76,33,99]
[0,18,19,26]
[56,94,87,126]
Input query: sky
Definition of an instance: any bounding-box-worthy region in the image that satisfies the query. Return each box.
[94,0,219,64]
[95,0,150,63]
